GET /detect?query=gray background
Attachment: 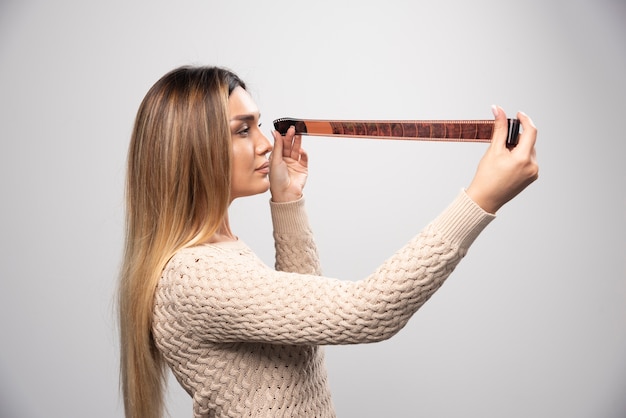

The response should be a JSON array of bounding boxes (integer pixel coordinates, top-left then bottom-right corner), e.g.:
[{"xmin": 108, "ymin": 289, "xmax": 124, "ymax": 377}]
[{"xmin": 1, "ymin": 0, "xmax": 625, "ymax": 417}]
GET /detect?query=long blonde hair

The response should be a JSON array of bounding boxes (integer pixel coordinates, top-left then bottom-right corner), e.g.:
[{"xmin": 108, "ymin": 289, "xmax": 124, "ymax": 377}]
[{"xmin": 118, "ymin": 66, "xmax": 245, "ymax": 418}]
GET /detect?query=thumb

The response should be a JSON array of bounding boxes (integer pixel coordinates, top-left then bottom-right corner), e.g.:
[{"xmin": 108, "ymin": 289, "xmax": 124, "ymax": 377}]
[{"xmin": 490, "ymin": 105, "xmax": 508, "ymax": 150}]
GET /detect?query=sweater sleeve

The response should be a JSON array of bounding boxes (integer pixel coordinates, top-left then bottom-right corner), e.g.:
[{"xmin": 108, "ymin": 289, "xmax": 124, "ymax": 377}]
[
  {"xmin": 156, "ymin": 190, "xmax": 494, "ymax": 346},
  {"xmin": 270, "ymin": 197, "xmax": 322, "ymax": 275}
]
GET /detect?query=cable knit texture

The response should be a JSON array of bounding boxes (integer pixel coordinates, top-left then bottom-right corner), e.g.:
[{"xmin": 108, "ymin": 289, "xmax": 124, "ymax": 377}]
[{"xmin": 153, "ymin": 191, "xmax": 494, "ymax": 417}]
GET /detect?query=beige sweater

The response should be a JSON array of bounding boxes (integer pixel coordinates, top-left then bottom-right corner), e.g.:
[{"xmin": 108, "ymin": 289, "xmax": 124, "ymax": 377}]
[{"xmin": 153, "ymin": 191, "xmax": 494, "ymax": 417}]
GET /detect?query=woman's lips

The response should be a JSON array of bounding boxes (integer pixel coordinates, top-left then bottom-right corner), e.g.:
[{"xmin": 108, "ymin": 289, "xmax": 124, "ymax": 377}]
[{"xmin": 256, "ymin": 162, "xmax": 270, "ymax": 174}]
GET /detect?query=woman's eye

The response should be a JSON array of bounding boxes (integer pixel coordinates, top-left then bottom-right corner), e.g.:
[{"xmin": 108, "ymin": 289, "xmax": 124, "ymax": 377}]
[
  {"xmin": 234, "ymin": 121, "xmax": 260, "ymax": 137},
  {"xmin": 236, "ymin": 126, "xmax": 250, "ymax": 136}
]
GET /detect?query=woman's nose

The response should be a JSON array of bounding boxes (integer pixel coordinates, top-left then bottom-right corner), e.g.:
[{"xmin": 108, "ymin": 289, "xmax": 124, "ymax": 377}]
[{"xmin": 256, "ymin": 132, "xmax": 273, "ymax": 155}]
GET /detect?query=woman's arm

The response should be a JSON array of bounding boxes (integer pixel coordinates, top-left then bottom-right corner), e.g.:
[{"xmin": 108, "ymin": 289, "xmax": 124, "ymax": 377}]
[
  {"xmin": 157, "ymin": 190, "xmax": 492, "ymax": 346},
  {"xmin": 157, "ymin": 106, "xmax": 538, "ymax": 346},
  {"xmin": 271, "ymin": 197, "xmax": 322, "ymax": 275},
  {"xmin": 268, "ymin": 126, "xmax": 322, "ymax": 274}
]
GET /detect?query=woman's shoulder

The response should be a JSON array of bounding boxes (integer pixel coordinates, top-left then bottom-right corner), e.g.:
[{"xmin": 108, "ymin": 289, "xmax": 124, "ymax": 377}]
[
  {"xmin": 168, "ymin": 240, "xmax": 248, "ymax": 263},
  {"xmin": 164, "ymin": 239, "xmax": 264, "ymax": 273},
  {"xmin": 158, "ymin": 239, "xmax": 268, "ymax": 293}
]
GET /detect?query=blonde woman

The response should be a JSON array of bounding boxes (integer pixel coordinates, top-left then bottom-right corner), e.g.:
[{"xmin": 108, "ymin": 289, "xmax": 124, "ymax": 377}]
[{"xmin": 118, "ymin": 65, "xmax": 538, "ymax": 418}]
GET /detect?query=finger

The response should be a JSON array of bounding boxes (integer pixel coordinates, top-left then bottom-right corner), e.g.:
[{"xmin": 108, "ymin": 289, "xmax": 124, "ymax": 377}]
[
  {"xmin": 514, "ymin": 111, "xmax": 538, "ymax": 155},
  {"xmin": 283, "ymin": 126, "xmax": 296, "ymax": 158},
  {"xmin": 299, "ymin": 148, "xmax": 309, "ymax": 168},
  {"xmin": 490, "ymin": 105, "xmax": 509, "ymax": 150},
  {"xmin": 290, "ymin": 134, "xmax": 302, "ymax": 160},
  {"xmin": 270, "ymin": 129, "xmax": 284, "ymax": 164}
]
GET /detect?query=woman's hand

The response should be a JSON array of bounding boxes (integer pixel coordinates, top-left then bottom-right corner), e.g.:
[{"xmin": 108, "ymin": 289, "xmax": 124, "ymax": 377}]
[
  {"xmin": 269, "ymin": 126, "xmax": 309, "ymax": 202},
  {"xmin": 466, "ymin": 106, "xmax": 539, "ymax": 214}
]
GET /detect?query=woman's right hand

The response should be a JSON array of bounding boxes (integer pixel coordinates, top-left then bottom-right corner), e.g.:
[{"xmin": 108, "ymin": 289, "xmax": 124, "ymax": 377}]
[
  {"xmin": 465, "ymin": 106, "xmax": 539, "ymax": 214},
  {"xmin": 269, "ymin": 126, "xmax": 309, "ymax": 203}
]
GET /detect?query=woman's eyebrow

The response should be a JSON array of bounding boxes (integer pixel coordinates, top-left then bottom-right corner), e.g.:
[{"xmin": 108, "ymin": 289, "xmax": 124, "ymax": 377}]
[{"xmin": 230, "ymin": 113, "xmax": 260, "ymax": 122}]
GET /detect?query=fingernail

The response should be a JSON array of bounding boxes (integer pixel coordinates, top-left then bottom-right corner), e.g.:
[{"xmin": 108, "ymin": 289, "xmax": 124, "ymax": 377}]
[{"xmin": 491, "ymin": 105, "xmax": 499, "ymax": 117}]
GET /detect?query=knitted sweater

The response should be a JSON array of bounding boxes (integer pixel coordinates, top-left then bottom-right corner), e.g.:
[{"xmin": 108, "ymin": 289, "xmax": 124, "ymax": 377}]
[{"xmin": 152, "ymin": 191, "xmax": 494, "ymax": 417}]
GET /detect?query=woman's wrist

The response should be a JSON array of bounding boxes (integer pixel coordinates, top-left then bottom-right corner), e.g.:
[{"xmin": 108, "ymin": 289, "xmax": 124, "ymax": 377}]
[
  {"xmin": 270, "ymin": 192, "xmax": 303, "ymax": 203},
  {"xmin": 270, "ymin": 196, "xmax": 309, "ymax": 234},
  {"xmin": 465, "ymin": 185, "xmax": 500, "ymax": 215}
]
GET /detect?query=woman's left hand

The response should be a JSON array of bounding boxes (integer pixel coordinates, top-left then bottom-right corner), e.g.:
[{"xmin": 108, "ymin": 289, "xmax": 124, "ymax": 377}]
[{"xmin": 269, "ymin": 126, "xmax": 309, "ymax": 202}]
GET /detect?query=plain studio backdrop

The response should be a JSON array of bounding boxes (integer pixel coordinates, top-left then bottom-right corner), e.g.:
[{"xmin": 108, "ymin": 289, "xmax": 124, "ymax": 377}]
[{"xmin": 1, "ymin": 1, "xmax": 624, "ymax": 417}]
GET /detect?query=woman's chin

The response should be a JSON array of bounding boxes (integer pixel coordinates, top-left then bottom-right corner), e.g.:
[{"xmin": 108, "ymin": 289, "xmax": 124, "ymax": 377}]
[{"xmin": 231, "ymin": 184, "xmax": 270, "ymax": 201}]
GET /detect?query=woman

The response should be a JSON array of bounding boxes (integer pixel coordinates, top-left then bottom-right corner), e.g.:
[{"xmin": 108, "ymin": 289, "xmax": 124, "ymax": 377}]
[{"xmin": 118, "ymin": 65, "xmax": 538, "ymax": 418}]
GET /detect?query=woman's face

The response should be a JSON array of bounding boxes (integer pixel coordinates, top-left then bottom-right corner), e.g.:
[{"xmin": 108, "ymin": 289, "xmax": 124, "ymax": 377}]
[{"xmin": 228, "ymin": 86, "xmax": 273, "ymax": 200}]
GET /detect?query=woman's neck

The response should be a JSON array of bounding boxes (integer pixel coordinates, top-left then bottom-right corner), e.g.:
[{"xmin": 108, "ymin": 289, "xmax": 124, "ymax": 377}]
[{"xmin": 206, "ymin": 214, "xmax": 237, "ymax": 243}]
